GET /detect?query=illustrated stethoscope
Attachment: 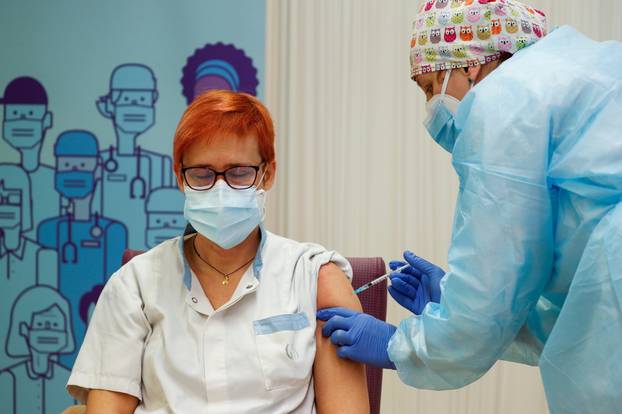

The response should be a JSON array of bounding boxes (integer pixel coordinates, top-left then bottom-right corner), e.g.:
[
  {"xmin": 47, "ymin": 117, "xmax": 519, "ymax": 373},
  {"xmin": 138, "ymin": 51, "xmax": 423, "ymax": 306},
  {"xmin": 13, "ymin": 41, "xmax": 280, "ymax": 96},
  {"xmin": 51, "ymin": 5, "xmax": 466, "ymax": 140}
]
[
  {"xmin": 61, "ymin": 211, "xmax": 103, "ymax": 264},
  {"xmin": 102, "ymin": 145, "xmax": 147, "ymax": 199}
]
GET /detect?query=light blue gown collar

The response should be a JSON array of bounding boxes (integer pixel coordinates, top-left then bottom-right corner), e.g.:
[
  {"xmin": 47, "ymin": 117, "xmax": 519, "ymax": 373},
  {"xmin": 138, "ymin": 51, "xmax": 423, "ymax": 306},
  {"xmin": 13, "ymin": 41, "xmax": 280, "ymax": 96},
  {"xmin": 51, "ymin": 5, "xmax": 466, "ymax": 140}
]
[{"xmin": 178, "ymin": 224, "xmax": 267, "ymax": 290}]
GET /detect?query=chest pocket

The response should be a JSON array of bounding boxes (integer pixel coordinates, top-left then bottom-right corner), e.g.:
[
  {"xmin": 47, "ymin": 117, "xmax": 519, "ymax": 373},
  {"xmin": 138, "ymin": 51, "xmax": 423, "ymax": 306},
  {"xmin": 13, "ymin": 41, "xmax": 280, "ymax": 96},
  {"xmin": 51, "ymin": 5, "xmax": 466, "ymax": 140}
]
[{"xmin": 253, "ymin": 312, "xmax": 314, "ymax": 390}]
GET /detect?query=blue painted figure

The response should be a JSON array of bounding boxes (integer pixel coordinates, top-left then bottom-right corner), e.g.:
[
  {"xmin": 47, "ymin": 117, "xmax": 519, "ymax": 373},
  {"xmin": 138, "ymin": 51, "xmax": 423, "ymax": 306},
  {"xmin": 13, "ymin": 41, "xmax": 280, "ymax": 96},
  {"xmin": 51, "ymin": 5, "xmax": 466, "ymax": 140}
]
[
  {"xmin": 0, "ymin": 285, "xmax": 75, "ymax": 414},
  {"xmin": 37, "ymin": 130, "xmax": 127, "ymax": 366},
  {"xmin": 0, "ymin": 165, "xmax": 57, "ymax": 369},
  {"xmin": 145, "ymin": 187, "xmax": 185, "ymax": 248},
  {"xmin": 95, "ymin": 64, "xmax": 173, "ymax": 249},
  {"xmin": 0, "ymin": 77, "xmax": 60, "ymax": 239}
]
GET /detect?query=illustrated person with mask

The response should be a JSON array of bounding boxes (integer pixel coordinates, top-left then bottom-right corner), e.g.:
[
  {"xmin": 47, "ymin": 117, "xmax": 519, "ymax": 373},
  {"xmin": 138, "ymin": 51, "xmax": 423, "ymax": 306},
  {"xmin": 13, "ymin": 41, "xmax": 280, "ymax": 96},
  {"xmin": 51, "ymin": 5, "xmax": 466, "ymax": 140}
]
[
  {"xmin": 319, "ymin": 1, "xmax": 622, "ymax": 412},
  {"xmin": 0, "ymin": 77, "xmax": 60, "ymax": 239},
  {"xmin": 67, "ymin": 91, "xmax": 370, "ymax": 413},
  {"xmin": 0, "ymin": 285, "xmax": 76, "ymax": 414},
  {"xmin": 37, "ymin": 130, "xmax": 127, "ymax": 367},
  {"xmin": 0, "ymin": 164, "xmax": 57, "ymax": 369},
  {"xmin": 144, "ymin": 187, "xmax": 185, "ymax": 248},
  {"xmin": 95, "ymin": 63, "xmax": 173, "ymax": 249}
]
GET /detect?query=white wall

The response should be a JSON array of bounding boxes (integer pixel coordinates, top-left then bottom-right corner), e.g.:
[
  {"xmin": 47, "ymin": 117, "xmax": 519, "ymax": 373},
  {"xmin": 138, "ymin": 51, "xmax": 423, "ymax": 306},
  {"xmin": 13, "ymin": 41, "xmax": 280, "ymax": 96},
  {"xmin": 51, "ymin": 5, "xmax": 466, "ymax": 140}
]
[{"xmin": 263, "ymin": 1, "xmax": 622, "ymax": 413}]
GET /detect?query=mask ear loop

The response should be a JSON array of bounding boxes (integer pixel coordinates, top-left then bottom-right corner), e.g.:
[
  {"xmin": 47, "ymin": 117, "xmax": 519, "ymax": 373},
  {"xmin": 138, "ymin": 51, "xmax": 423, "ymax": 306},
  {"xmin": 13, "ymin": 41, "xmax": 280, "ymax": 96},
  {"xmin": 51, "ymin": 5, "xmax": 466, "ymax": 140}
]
[
  {"xmin": 254, "ymin": 163, "xmax": 267, "ymax": 191},
  {"xmin": 468, "ymin": 68, "xmax": 475, "ymax": 90},
  {"xmin": 441, "ymin": 69, "xmax": 452, "ymax": 97}
]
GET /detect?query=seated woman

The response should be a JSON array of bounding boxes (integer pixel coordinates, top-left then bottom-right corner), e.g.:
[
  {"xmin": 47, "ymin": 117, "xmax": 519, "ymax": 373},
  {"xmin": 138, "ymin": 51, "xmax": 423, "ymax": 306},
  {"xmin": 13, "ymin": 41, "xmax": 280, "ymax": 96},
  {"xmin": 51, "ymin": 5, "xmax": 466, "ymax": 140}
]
[{"xmin": 66, "ymin": 90, "xmax": 369, "ymax": 413}]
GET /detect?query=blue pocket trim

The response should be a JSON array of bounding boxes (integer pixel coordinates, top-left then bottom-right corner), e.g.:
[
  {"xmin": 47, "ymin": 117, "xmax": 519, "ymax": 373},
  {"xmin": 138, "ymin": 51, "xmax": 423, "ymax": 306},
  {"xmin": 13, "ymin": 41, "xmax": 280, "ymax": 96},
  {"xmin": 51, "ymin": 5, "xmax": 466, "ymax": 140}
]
[{"xmin": 253, "ymin": 312, "xmax": 310, "ymax": 335}]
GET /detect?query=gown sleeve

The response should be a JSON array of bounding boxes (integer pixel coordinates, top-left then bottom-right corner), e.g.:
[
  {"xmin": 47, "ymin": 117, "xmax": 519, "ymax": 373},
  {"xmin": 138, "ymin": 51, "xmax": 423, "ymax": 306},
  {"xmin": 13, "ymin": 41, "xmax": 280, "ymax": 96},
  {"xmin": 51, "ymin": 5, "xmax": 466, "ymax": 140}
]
[{"xmin": 388, "ymin": 74, "xmax": 556, "ymax": 389}]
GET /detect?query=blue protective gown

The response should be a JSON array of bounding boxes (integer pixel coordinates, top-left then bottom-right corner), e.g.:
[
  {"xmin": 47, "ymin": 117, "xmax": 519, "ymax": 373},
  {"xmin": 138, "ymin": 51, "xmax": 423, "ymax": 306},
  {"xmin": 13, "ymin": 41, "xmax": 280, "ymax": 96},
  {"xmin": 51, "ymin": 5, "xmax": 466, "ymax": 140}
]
[{"xmin": 388, "ymin": 26, "xmax": 622, "ymax": 414}]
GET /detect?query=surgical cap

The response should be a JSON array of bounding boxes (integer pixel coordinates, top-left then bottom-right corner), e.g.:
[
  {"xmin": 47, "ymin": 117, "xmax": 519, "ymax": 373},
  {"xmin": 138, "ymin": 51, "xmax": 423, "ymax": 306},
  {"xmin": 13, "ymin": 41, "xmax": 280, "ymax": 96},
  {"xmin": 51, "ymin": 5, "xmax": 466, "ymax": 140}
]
[
  {"xmin": 410, "ymin": 0, "xmax": 547, "ymax": 78},
  {"xmin": 54, "ymin": 130, "xmax": 99, "ymax": 157},
  {"xmin": 110, "ymin": 64, "xmax": 157, "ymax": 91},
  {"xmin": 0, "ymin": 77, "xmax": 48, "ymax": 105}
]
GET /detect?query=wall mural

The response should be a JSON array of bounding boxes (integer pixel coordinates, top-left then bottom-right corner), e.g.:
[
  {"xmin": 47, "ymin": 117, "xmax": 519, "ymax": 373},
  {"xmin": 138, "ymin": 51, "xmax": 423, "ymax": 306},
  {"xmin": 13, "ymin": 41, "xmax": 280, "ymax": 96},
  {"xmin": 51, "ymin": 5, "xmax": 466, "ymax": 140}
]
[{"xmin": 0, "ymin": 1, "xmax": 265, "ymax": 412}]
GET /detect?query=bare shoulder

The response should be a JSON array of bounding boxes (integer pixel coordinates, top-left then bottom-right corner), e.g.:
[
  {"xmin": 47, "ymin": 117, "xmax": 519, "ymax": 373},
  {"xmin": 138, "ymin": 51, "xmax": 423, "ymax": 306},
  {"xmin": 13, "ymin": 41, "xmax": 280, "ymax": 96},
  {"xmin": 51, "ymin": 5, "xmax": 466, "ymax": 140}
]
[
  {"xmin": 314, "ymin": 263, "xmax": 369, "ymax": 413},
  {"xmin": 317, "ymin": 262, "xmax": 362, "ymax": 312}
]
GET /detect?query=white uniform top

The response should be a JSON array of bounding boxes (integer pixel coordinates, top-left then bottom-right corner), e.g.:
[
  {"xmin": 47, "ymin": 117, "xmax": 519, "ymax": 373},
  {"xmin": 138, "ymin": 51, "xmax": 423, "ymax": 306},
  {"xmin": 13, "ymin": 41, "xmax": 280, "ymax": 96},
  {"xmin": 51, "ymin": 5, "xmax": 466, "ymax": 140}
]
[{"xmin": 67, "ymin": 227, "xmax": 352, "ymax": 413}]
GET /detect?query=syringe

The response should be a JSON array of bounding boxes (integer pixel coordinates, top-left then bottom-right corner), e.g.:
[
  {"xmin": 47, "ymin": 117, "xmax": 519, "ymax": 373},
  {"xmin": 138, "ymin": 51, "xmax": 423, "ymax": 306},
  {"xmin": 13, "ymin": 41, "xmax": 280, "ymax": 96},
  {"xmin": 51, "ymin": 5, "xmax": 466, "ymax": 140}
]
[{"xmin": 354, "ymin": 264, "xmax": 408, "ymax": 295}]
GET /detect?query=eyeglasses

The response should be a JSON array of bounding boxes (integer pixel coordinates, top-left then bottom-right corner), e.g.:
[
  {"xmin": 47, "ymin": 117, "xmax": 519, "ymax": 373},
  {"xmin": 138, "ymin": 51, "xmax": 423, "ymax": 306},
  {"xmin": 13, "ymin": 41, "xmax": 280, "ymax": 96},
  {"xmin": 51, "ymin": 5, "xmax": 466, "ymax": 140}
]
[{"xmin": 182, "ymin": 164, "xmax": 264, "ymax": 191}]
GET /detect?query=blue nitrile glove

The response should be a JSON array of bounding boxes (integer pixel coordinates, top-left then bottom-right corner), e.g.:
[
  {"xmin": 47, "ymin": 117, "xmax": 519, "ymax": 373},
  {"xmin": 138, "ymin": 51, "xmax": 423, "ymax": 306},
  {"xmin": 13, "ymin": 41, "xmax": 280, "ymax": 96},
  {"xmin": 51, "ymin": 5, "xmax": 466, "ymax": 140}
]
[
  {"xmin": 388, "ymin": 251, "xmax": 445, "ymax": 315},
  {"xmin": 317, "ymin": 307, "xmax": 397, "ymax": 369}
]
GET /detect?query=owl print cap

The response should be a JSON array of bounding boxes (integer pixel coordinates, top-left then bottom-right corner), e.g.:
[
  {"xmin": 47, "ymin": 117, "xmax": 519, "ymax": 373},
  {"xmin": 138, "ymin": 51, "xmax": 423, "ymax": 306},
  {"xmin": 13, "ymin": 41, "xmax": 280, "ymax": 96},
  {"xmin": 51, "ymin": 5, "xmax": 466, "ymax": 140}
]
[{"xmin": 410, "ymin": 0, "xmax": 547, "ymax": 78}]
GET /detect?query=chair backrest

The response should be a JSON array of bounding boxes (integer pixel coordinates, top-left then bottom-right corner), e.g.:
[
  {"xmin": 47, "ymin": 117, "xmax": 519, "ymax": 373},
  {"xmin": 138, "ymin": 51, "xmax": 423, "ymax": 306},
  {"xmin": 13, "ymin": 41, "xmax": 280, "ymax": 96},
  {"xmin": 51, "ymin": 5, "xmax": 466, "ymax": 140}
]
[
  {"xmin": 121, "ymin": 250, "xmax": 387, "ymax": 414},
  {"xmin": 122, "ymin": 249, "xmax": 144, "ymax": 265},
  {"xmin": 348, "ymin": 257, "xmax": 387, "ymax": 414}
]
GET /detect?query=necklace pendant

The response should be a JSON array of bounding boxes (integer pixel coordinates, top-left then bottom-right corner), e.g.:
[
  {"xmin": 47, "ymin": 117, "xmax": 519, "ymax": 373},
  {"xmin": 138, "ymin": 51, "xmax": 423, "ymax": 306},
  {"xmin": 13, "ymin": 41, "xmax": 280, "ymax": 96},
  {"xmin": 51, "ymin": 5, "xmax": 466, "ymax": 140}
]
[{"xmin": 222, "ymin": 275, "xmax": 230, "ymax": 285}]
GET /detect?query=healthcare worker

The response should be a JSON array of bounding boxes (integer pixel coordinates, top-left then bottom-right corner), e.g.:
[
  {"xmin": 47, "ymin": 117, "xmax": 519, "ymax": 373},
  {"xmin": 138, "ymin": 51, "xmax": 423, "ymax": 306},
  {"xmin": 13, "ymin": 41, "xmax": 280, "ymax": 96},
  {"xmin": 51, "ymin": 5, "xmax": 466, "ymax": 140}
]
[
  {"xmin": 37, "ymin": 130, "xmax": 127, "ymax": 367},
  {"xmin": 0, "ymin": 77, "xmax": 60, "ymax": 239},
  {"xmin": 95, "ymin": 63, "xmax": 173, "ymax": 249},
  {"xmin": 0, "ymin": 285, "xmax": 76, "ymax": 414},
  {"xmin": 318, "ymin": 1, "xmax": 622, "ymax": 413}
]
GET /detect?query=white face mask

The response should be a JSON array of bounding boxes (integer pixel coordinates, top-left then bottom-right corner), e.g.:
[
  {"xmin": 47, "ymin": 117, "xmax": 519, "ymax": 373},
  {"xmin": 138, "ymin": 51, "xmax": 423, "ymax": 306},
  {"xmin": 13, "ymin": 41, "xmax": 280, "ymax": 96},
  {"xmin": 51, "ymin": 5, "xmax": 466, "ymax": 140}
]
[
  {"xmin": 423, "ymin": 70, "xmax": 461, "ymax": 153},
  {"xmin": 183, "ymin": 179, "xmax": 266, "ymax": 249},
  {"xmin": 424, "ymin": 69, "xmax": 461, "ymax": 118}
]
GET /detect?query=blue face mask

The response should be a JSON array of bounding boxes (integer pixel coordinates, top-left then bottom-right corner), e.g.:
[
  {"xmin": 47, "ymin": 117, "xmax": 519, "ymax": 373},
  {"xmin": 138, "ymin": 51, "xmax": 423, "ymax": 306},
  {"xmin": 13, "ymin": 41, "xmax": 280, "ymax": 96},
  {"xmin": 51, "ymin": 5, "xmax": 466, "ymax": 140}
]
[
  {"xmin": 424, "ymin": 69, "xmax": 461, "ymax": 153},
  {"xmin": 183, "ymin": 180, "xmax": 266, "ymax": 250},
  {"xmin": 55, "ymin": 171, "xmax": 95, "ymax": 199}
]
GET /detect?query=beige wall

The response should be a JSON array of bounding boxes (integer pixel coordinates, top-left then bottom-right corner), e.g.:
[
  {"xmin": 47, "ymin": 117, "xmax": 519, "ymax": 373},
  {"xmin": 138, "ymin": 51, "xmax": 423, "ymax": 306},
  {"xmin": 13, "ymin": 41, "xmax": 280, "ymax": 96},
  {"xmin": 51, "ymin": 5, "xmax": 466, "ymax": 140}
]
[{"xmin": 264, "ymin": 1, "xmax": 622, "ymax": 413}]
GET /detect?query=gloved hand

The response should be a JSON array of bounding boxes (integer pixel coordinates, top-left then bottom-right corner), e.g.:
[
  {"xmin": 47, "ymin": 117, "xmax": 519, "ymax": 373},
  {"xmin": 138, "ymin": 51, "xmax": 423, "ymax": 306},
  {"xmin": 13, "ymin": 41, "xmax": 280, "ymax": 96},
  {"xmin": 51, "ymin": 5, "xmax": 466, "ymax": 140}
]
[
  {"xmin": 388, "ymin": 251, "xmax": 445, "ymax": 315},
  {"xmin": 316, "ymin": 307, "xmax": 397, "ymax": 369}
]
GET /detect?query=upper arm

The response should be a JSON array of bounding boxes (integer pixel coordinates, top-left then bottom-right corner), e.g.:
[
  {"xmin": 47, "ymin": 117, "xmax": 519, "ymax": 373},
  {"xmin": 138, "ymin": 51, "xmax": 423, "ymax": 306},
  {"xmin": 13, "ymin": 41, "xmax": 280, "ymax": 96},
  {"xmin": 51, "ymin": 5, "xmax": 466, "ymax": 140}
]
[
  {"xmin": 313, "ymin": 262, "xmax": 369, "ymax": 414},
  {"xmin": 86, "ymin": 389, "xmax": 138, "ymax": 414},
  {"xmin": 447, "ymin": 84, "xmax": 555, "ymax": 340},
  {"xmin": 388, "ymin": 85, "xmax": 556, "ymax": 389},
  {"xmin": 316, "ymin": 262, "xmax": 361, "ymax": 312}
]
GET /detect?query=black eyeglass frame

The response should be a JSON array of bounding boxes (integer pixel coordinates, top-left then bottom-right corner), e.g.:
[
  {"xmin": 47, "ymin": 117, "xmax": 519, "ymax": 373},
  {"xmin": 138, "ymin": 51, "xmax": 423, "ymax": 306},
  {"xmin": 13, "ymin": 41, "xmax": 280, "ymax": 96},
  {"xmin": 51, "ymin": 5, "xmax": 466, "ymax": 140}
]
[{"xmin": 181, "ymin": 163, "xmax": 265, "ymax": 191}]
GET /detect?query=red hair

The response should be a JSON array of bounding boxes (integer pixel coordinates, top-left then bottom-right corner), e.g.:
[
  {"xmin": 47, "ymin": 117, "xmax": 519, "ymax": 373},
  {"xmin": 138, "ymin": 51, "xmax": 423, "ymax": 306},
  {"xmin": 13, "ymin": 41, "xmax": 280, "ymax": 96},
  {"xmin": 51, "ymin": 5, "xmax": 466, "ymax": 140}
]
[{"xmin": 172, "ymin": 90, "xmax": 275, "ymax": 185}]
